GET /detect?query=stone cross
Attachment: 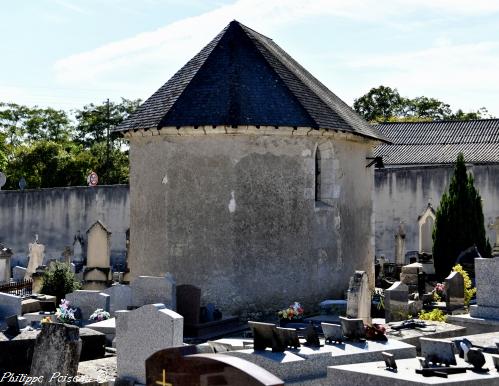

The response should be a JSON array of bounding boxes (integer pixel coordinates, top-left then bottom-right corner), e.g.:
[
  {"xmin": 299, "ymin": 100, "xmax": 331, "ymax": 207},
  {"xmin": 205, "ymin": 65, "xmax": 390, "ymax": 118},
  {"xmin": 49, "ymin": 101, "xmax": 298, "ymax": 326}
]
[{"xmin": 29, "ymin": 323, "xmax": 81, "ymax": 385}]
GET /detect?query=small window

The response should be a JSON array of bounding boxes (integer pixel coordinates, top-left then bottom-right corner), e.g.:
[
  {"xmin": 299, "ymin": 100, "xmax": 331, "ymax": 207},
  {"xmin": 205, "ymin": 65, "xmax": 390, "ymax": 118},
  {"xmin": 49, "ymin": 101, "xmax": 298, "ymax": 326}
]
[{"xmin": 315, "ymin": 147, "xmax": 321, "ymax": 201}]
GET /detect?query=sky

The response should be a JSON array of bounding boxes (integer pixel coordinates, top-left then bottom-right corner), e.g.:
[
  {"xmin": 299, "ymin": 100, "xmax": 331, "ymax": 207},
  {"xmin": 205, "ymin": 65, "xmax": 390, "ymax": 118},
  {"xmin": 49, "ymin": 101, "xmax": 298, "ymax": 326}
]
[{"xmin": 2, "ymin": 0, "xmax": 499, "ymax": 116}]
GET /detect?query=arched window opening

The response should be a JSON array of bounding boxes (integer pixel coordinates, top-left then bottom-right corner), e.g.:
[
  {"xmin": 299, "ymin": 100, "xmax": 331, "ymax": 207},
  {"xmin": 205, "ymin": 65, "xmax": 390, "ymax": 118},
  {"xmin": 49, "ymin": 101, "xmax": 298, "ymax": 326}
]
[{"xmin": 315, "ymin": 147, "xmax": 321, "ymax": 201}]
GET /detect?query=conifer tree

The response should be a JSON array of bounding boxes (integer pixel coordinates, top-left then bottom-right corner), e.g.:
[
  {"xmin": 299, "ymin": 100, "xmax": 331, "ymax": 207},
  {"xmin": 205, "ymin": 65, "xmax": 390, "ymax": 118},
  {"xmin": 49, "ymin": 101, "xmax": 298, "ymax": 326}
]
[{"xmin": 432, "ymin": 153, "xmax": 491, "ymax": 279}]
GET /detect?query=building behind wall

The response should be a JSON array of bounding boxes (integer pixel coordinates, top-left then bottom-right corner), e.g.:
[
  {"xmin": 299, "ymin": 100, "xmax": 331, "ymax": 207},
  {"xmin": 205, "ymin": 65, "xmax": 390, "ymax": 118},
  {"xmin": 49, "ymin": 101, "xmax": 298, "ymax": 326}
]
[
  {"xmin": 374, "ymin": 119, "xmax": 499, "ymax": 262},
  {"xmin": 114, "ymin": 21, "xmax": 387, "ymax": 315}
]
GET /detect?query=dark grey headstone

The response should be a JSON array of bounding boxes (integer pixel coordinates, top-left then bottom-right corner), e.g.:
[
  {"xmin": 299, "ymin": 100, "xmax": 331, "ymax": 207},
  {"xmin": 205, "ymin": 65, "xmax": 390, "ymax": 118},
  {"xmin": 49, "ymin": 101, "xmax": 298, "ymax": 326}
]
[
  {"xmin": 466, "ymin": 348, "xmax": 486, "ymax": 369},
  {"xmin": 304, "ymin": 324, "xmax": 320, "ymax": 347},
  {"xmin": 248, "ymin": 321, "xmax": 282, "ymax": 352},
  {"xmin": 176, "ymin": 284, "xmax": 201, "ymax": 325},
  {"xmin": 321, "ymin": 322, "xmax": 343, "ymax": 344},
  {"xmin": 445, "ymin": 271, "xmax": 464, "ymax": 310},
  {"xmin": 29, "ymin": 323, "xmax": 81, "ymax": 385},
  {"xmin": 340, "ymin": 316, "xmax": 365, "ymax": 341},
  {"xmin": 382, "ymin": 351, "xmax": 397, "ymax": 370},
  {"xmin": 5, "ymin": 314, "xmax": 20, "ymax": 336},
  {"xmin": 275, "ymin": 327, "xmax": 300, "ymax": 349}
]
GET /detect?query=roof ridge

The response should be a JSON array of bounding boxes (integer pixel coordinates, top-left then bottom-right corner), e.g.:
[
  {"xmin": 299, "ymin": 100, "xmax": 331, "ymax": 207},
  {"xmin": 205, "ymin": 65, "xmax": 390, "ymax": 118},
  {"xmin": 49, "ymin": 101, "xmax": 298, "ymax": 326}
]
[{"xmin": 375, "ymin": 117, "xmax": 499, "ymax": 125}]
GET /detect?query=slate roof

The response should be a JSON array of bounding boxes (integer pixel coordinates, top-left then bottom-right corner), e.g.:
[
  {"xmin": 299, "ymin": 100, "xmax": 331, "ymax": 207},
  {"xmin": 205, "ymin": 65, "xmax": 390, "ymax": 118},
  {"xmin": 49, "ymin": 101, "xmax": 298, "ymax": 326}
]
[
  {"xmin": 374, "ymin": 119, "xmax": 499, "ymax": 165},
  {"xmin": 114, "ymin": 21, "xmax": 386, "ymax": 142}
]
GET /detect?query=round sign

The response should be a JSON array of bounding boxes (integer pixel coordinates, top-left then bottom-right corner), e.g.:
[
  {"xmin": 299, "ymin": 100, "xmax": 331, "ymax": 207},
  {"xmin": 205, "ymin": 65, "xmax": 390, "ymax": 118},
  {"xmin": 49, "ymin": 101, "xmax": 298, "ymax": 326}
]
[
  {"xmin": 0, "ymin": 172, "xmax": 6, "ymax": 189},
  {"xmin": 87, "ymin": 171, "xmax": 99, "ymax": 186}
]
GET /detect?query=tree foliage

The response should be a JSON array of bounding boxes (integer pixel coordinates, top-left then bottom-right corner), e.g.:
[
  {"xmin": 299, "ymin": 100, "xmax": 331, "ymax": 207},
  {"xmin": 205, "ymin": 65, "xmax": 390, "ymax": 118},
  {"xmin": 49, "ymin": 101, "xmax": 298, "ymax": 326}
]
[
  {"xmin": 41, "ymin": 261, "xmax": 81, "ymax": 303},
  {"xmin": 353, "ymin": 86, "xmax": 492, "ymax": 122},
  {"xmin": 0, "ymin": 98, "xmax": 140, "ymax": 189},
  {"xmin": 432, "ymin": 153, "xmax": 492, "ymax": 280}
]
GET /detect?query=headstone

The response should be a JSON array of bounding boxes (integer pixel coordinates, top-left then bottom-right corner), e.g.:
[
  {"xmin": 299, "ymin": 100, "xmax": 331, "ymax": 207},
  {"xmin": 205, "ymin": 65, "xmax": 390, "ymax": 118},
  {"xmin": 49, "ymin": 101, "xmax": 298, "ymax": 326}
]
[
  {"xmin": 340, "ymin": 316, "xmax": 365, "ymax": 341},
  {"xmin": 86, "ymin": 221, "xmax": 111, "ymax": 268},
  {"xmin": 116, "ymin": 303, "xmax": 183, "ymax": 384},
  {"xmin": 65, "ymin": 290, "xmax": 110, "ymax": 320},
  {"xmin": 131, "ymin": 274, "xmax": 176, "ymax": 310},
  {"xmin": 61, "ymin": 246, "xmax": 73, "ymax": 265},
  {"xmin": 346, "ymin": 271, "xmax": 371, "ymax": 324},
  {"xmin": 470, "ymin": 257, "xmax": 499, "ymax": 319},
  {"xmin": 0, "ymin": 292, "xmax": 22, "ymax": 320},
  {"xmin": 400, "ymin": 262, "xmax": 422, "ymax": 293},
  {"xmin": 102, "ymin": 284, "xmax": 132, "ymax": 314},
  {"xmin": 0, "ymin": 243, "xmax": 13, "ymax": 283},
  {"xmin": 24, "ymin": 237, "xmax": 45, "ymax": 279},
  {"xmin": 12, "ymin": 266, "xmax": 27, "ymax": 281},
  {"xmin": 382, "ymin": 351, "xmax": 397, "ymax": 370},
  {"xmin": 466, "ymin": 348, "xmax": 486, "ymax": 369},
  {"xmin": 146, "ymin": 346, "xmax": 284, "ymax": 386},
  {"xmin": 304, "ymin": 324, "xmax": 320, "ymax": 347},
  {"xmin": 29, "ymin": 323, "xmax": 81, "ymax": 385},
  {"xmin": 489, "ymin": 217, "xmax": 499, "ymax": 256},
  {"xmin": 5, "ymin": 314, "xmax": 20, "ymax": 336},
  {"xmin": 176, "ymin": 284, "xmax": 201, "ymax": 325},
  {"xmin": 321, "ymin": 322, "xmax": 343, "ymax": 344},
  {"xmin": 384, "ymin": 281, "xmax": 409, "ymax": 323},
  {"xmin": 394, "ymin": 222, "xmax": 406, "ymax": 265},
  {"xmin": 275, "ymin": 327, "xmax": 300, "ymax": 349},
  {"xmin": 319, "ymin": 299, "xmax": 347, "ymax": 317},
  {"xmin": 445, "ymin": 271, "xmax": 464, "ymax": 311},
  {"xmin": 420, "ymin": 338, "xmax": 457, "ymax": 366},
  {"xmin": 248, "ymin": 321, "xmax": 281, "ymax": 352}
]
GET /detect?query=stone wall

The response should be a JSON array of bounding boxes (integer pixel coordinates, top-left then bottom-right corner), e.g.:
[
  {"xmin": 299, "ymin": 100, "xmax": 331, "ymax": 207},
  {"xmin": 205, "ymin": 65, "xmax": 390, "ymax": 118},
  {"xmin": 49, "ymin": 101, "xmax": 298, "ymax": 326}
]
[
  {"xmin": 0, "ymin": 185, "xmax": 129, "ymax": 268},
  {"xmin": 374, "ymin": 164, "xmax": 499, "ymax": 261},
  {"xmin": 127, "ymin": 127, "xmax": 378, "ymax": 316}
]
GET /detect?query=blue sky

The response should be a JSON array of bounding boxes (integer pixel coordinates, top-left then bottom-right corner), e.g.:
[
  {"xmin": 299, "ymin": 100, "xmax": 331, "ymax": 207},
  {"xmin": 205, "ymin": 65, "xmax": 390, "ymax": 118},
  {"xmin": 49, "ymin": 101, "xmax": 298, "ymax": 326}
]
[{"xmin": 2, "ymin": 0, "xmax": 499, "ymax": 116}]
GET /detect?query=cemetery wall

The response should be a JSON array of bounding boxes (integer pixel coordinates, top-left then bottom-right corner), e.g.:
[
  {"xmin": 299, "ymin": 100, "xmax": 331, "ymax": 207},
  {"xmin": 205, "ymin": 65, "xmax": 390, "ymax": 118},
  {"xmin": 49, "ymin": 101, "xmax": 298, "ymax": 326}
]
[
  {"xmin": 0, "ymin": 185, "xmax": 129, "ymax": 267},
  {"xmin": 127, "ymin": 127, "xmax": 377, "ymax": 315},
  {"xmin": 374, "ymin": 163, "xmax": 499, "ymax": 260}
]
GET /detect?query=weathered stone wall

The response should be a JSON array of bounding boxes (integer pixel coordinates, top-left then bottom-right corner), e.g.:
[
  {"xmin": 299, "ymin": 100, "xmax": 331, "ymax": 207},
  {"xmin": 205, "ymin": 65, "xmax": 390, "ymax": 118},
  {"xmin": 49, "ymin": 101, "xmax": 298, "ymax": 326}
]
[
  {"xmin": 127, "ymin": 127, "xmax": 377, "ymax": 316},
  {"xmin": 0, "ymin": 185, "xmax": 129, "ymax": 268},
  {"xmin": 374, "ymin": 164, "xmax": 499, "ymax": 261}
]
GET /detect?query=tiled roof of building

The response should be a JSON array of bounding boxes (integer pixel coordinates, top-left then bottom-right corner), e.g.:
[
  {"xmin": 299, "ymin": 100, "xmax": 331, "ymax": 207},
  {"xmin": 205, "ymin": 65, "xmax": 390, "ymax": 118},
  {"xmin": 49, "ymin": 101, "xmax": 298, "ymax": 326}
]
[
  {"xmin": 374, "ymin": 119, "xmax": 499, "ymax": 165},
  {"xmin": 114, "ymin": 21, "xmax": 386, "ymax": 142}
]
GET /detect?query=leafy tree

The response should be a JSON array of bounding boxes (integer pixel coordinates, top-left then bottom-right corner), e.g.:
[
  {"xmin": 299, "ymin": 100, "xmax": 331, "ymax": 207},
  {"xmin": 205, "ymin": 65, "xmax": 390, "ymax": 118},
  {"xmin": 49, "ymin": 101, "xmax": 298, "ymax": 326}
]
[
  {"xmin": 41, "ymin": 261, "xmax": 81, "ymax": 303},
  {"xmin": 353, "ymin": 86, "xmax": 404, "ymax": 122},
  {"xmin": 354, "ymin": 86, "xmax": 492, "ymax": 122},
  {"xmin": 432, "ymin": 153, "xmax": 491, "ymax": 280}
]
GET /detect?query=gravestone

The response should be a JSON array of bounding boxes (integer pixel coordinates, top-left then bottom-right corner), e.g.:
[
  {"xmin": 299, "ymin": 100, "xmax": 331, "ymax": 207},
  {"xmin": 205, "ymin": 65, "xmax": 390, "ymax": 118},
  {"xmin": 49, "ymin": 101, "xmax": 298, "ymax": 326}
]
[
  {"xmin": 420, "ymin": 338, "xmax": 457, "ymax": 366},
  {"xmin": 5, "ymin": 314, "xmax": 20, "ymax": 336},
  {"xmin": 30, "ymin": 323, "xmax": 81, "ymax": 385},
  {"xmin": 489, "ymin": 217, "xmax": 499, "ymax": 256},
  {"xmin": 0, "ymin": 292, "xmax": 22, "ymax": 320},
  {"xmin": 83, "ymin": 221, "xmax": 111, "ymax": 289},
  {"xmin": 102, "ymin": 284, "xmax": 132, "ymax": 314},
  {"xmin": 65, "ymin": 290, "xmax": 110, "ymax": 321},
  {"xmin": 346, "ymin": 271, "xmax": 371, "ymax": 324},
  {"xmin": 394, "ymin": 222, "xmax": 406, "ymax": 265},
  {"xmin": 12, "ymin": 266, "xmax": 27, "ymax": 281},
  {"xmin": 24, "ymin": 237, "xmax": 45, "ymax": 280},
  {"xmin": 445, "ymin": 271, "xmax": 465, "ymax": 311},
  {"xmin": 248, "ymin": 321, "xmax": 281, "ymax": 352},
  {"xmin": 177, "ymin": 284, "xmax": 201, "ymax": 325},
  {"xmin": 382, "ymin": 351, "xmax": 397, "ymax": 370},
  {"xmin": 322, "ymin": 322, "xmax": 343, "ymax": 344},
  {"xmin": 340, "ymin": 316, "xmax": 365, "ymax": 341},
  {"xmin": 0, "ymin": 243, "xmax": 13, "ymax": 283},
  {"xmin": 146, "ymin": 346, "xmax": 284, "ymax": 386},
  {"xmin": 399, "ymin": 262, "xmax": 422, "ymax": 293},
  {"xmin": 384, "ymin": 281, "xmax": 409, "ymax": 323},
  {"xmin": 275, "ymin": 327, "xmax": 300, "ymax": 349},
  {"xmin": 116, "ymin": 303, "xmax": 183, "ymax": 384},
  {"xmin": 470, "ymin": 257, "xmax": 499, "ymax": 319},
  {"xmin": 131, "ymin": 274, "xmax": 176, "ymax": 310}
]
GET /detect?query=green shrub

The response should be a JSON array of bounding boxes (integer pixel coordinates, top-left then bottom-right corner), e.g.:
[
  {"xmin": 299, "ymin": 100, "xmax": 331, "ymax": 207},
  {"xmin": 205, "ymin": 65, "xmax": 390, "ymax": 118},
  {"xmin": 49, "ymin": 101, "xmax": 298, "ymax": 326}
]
[
  {"xmin": 40, "ymin": 261, "xmax": 81, "ymax": 303},
  {"xmin": 418, "ymin": 308, "xmax": 447, "ymax": 322},
  {"xmin": 452, "ymin": 264, "xmax": 476, "ymax": 307}
]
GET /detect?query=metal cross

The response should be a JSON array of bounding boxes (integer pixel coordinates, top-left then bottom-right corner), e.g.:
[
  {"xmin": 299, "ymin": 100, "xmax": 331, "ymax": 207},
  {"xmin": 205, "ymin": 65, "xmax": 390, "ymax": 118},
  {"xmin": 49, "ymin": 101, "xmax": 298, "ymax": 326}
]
[{"xmin": 155, "ymin": 369, "xmax": 172, "ymax": 386}]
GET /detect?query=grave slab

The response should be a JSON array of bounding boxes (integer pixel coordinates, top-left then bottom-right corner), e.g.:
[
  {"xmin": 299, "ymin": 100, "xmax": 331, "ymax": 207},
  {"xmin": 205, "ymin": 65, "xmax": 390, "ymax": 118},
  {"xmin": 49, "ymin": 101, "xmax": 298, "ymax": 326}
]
[{"xmin": 327, "ymin": 354, "xmax": 499, "ymax": 385}]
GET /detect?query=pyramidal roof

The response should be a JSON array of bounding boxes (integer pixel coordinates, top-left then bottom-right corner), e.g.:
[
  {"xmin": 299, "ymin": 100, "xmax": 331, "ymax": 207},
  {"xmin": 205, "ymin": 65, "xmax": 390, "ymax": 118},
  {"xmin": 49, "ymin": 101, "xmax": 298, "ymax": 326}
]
[{"xmin": 114, "ymin": 21, "xmax": 386, "ymax": 141}]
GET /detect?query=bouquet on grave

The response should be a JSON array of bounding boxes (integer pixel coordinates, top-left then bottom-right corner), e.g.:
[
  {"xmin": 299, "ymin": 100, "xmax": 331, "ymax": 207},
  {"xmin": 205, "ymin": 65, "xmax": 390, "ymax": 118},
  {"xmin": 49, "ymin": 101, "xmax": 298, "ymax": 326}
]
[
  {"xmin": 89, "ymin": 308, "xmax": 111, "ymax": 322},
  {"xmin": 433, "ymin": 283, "xmax": 445, "ymax": 302},
  {"xmin": 278, "ymin": 302, "xmax": 304, "ymax": 320},
  {"xmin": 56, "ymin": 299, "xmax": 77, "ymax": 324}
]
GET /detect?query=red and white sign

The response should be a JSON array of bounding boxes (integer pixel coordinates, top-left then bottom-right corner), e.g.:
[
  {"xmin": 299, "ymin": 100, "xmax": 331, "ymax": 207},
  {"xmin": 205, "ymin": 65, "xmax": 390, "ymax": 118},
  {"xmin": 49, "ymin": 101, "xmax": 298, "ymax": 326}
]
[{"xmin": 87, "ymin": 171, "xmax": 99, "ymax": 186}]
